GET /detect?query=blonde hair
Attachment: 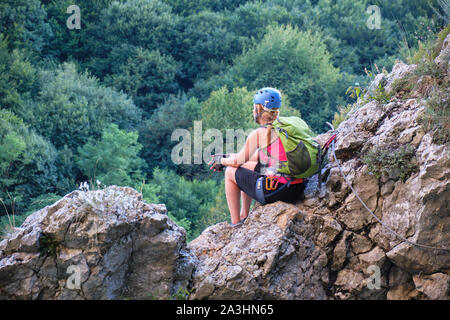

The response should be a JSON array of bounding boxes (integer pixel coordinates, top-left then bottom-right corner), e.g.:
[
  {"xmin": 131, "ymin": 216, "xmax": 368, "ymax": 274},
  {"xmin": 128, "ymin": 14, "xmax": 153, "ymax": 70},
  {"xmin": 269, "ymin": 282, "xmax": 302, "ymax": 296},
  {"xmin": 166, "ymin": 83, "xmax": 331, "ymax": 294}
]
[{"xmin": 255, "ymin": 104, "xmax": 279, "ymax": 146}]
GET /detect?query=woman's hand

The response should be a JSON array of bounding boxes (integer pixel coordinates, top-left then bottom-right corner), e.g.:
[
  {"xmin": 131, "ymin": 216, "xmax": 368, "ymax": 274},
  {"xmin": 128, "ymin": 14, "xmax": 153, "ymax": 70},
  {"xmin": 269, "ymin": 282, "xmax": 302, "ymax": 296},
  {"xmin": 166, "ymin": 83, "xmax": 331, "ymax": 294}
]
[{"xmin": 208, "ymin": 154, "xmax": 228, "ymax": 172}]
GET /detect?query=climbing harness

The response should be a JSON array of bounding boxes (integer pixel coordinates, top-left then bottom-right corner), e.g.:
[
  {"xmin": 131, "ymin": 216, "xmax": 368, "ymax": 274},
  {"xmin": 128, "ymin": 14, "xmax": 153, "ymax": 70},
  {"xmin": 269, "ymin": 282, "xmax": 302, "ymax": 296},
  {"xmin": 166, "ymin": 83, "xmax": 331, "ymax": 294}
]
[
  {"xmin": 266, "ymin": 176, "xmax": 279, "ymax": 191},
  {"xmin": 328, "ymin": 123, "xmax": 450, "ymax": 252},
  {"xmin": 255, "ymin": 176, "xmax": 293, "ymax": 205}
]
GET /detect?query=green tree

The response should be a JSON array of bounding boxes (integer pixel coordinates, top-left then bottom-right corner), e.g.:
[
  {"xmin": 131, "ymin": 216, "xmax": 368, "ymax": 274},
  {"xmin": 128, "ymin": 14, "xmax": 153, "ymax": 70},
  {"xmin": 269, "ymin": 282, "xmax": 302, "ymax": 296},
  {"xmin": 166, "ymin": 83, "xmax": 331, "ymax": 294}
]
[
  {"xmin": 0, "ymin": 0, "xmax": 53, "ymax": 55},
  {"xmin": 200, "ymin": 85, "xmax": 301, "ymax": 131},
  {"xmin": 0, "ymin": 109, "xmax": 59, "ymax": 215},
  {"xmin": 165, "ymin": 0, "xmax": 248, "ymax": 16},
  {"xmin": 138, "ymin": 93, "xmax": 205, "ymax": 177},
  {"xmin": 76, "ymin": 124, "xmax": 147, "ymax": 187},
  {"xmin": 21, "ymin": 63, "xmax": 142, "ymax": 150},
  {"xmin": 104, "ymin": 47, "xmax": 179, "ymax": 114},
  {"xmin": 292, "ymin": 0, "xmax": 440, "ymax": 74},
  {"xmin": 176, "ymin": 10, "xmax": 244, "ymax": 87},
  {"xmin": 42, "ymin": 0, "xmax": 113, "ymax": 62},
  {"xmin": 0, "ymin": 35, "xmax": 38, "ymax": 113},
  {"xmin": 150, "ymin": 167, "xmax": 221, "ymax": 241},
  {"xmin": 219, "ymin": 25, "xmax": 341, "ymax": 132},
  {"xmin": 226, "ymin": 1, "xmax": 304, "ymax": 39},
  {"xmin": 87, "ymin": 0, "xmax": 180, "ymax": 78},
  {"xmin": 201, "ymin": 86, "xmax": 255, "ymax": 133}
]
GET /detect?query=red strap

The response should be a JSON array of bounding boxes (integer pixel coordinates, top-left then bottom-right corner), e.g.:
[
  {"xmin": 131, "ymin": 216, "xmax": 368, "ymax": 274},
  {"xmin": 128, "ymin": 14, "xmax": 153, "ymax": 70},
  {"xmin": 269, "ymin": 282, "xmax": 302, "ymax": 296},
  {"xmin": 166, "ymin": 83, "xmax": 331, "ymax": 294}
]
[{"xmin": 322, "ymin": 133, "xmax": 337, "ymax": 151}]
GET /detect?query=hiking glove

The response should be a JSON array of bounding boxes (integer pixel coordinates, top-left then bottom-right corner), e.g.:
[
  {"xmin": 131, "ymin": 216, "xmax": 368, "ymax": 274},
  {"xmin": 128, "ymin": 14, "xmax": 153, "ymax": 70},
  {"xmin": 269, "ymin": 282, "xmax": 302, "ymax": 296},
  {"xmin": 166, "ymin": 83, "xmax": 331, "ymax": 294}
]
[{"xmin": 209, "ymin": 154, "xmax": 229, "ymax": 172}]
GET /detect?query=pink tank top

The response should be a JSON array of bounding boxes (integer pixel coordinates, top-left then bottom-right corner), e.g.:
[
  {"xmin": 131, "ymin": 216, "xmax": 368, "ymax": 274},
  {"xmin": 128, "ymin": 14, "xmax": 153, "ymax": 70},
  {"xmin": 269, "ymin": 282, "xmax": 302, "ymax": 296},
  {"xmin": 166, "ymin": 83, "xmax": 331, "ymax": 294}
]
[{"xmin": 258, "ymin": 137, "xmax": 303, "ymax": 184}]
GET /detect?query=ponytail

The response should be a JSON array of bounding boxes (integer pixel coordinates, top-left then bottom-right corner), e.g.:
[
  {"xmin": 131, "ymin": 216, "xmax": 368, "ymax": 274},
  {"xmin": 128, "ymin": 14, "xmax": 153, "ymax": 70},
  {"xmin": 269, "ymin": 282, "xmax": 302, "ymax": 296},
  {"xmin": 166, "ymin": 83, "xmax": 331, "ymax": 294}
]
[
  {"xmin": 266, "ymin": 123, "xmax": 273, "ymax": 147},
  {"xmin": 254, "ymin": 104, "xmax": 279, "ymax": 147}
]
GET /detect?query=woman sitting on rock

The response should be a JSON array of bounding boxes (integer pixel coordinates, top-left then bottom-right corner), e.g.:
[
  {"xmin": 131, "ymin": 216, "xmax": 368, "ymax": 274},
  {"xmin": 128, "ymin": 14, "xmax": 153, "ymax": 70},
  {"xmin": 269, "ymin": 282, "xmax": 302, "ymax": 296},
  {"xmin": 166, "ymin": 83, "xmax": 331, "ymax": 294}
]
[{"xmin": 209, "ymin": 88, "xmax": 307, "ymax": 226}]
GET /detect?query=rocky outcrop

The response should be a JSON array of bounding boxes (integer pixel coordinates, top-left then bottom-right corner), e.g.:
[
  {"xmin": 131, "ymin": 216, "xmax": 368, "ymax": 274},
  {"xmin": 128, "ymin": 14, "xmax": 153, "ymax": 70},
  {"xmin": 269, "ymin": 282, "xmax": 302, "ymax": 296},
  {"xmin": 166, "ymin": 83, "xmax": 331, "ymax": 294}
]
[
  {"xmin": 0, "ymin": 186, "xmax": 194, "ymax": 299},
  {"xmin": 187, "ymin": 37, "xmax": 450, "ymax": 300},
  {"xmin": 188, "ymin": 202, "xmax": 328, "ymax": 300}
]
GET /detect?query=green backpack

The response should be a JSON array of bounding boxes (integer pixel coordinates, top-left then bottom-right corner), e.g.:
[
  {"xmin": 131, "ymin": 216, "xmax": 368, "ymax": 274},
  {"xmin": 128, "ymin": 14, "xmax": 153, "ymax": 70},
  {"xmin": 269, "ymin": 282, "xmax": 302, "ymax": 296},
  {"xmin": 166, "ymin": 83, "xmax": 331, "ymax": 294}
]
[{"xmin": 265, "ymin": 116, "xmax": 320, "ymax": 179}]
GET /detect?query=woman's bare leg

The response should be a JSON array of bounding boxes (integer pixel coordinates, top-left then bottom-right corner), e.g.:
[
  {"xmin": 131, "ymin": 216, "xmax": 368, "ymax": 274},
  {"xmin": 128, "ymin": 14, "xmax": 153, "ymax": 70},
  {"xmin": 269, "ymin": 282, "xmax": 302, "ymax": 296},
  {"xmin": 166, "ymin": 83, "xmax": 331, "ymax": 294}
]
[
  {"xmin": 224, "ymin": 166, "xmax": 241, "ymax": 224},
  {"xmin": 240, "ymin": 192, "xmax": 252, "ymax": 220},
  {"xmin": 224, "ymin": 149, "xmax": 259, "ymax": 224},
  {"xmin": 239, "ymin": 160, "xmax": 258, "ymax": 220}
]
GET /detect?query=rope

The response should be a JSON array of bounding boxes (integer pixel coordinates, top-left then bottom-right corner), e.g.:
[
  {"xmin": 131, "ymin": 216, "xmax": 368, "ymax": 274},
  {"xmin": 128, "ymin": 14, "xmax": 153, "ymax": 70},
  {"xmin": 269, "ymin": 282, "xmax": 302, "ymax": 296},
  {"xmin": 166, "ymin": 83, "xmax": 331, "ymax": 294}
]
[{"xmin": 330, "ymin": 137, "xmax": 450, "ymax": 252}]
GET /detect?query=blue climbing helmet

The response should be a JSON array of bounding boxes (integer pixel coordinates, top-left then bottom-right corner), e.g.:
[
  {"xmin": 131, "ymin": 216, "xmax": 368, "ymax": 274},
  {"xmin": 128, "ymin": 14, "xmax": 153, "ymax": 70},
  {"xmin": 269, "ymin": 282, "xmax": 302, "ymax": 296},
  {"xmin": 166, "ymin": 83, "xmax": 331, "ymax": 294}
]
[{"xmin": 253, "ymin": 87, "xmax": 282, "ymax": 109}]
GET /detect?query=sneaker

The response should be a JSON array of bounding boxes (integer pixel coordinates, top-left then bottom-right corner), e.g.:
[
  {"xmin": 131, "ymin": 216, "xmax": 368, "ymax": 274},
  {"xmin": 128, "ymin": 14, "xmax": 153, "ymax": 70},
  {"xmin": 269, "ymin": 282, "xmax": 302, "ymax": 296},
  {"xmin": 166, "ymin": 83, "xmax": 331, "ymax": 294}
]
[
  {"xmin": 229, "ymin": 217, "xmax": 248, "ymax": 227},
  {"xmin": 229, "ymin": 220, "xmax": 244, "ymax": 227}
]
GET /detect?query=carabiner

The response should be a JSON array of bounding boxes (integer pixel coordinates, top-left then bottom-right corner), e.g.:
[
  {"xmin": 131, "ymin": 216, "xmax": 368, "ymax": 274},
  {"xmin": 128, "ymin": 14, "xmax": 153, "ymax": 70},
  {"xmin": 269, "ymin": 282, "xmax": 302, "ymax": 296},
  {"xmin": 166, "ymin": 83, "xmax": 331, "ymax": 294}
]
[{"xmin": 265, "ymin": 176, "xmax": 278, "ymax": 190}]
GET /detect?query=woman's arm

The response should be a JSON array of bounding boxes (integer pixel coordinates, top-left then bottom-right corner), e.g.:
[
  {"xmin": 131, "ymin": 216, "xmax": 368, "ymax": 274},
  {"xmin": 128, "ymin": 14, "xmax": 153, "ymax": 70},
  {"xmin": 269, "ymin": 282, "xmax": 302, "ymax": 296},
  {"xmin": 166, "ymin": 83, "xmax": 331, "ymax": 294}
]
[{"xmin": 221, "ymin": 128, "xmax": 262, "ymax": 168}]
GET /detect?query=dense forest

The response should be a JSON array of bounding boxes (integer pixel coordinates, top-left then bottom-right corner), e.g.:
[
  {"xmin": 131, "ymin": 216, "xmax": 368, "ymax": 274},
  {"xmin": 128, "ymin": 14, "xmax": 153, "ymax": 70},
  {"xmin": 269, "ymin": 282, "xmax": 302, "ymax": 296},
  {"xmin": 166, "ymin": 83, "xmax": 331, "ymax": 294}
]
[{"xmin": 0, "ymin": 0, "xmax": 447, "ymax": 241}]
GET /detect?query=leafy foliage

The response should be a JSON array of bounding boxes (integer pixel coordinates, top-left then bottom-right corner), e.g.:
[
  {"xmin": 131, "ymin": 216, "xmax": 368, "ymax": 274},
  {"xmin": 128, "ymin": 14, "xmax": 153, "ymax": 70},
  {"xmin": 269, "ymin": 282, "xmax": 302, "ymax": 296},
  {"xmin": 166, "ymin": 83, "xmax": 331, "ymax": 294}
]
[
  {"xmin": 76, "ymin": 124, "xmax": 147, "ymax": 187},
  {"xmin": 104, "ymin": 47, "xmax": 179, "ymax": 113},
  {"xmin": 151, "ymin": 167, "xmax": 223, "ymax": 241},
  {"xmin": 201, "ymin": 86, "xmax": 255, "ymax": 133},
  {"xmin": 0, "ymin": 35, "xmax": 38, "ymax": 113},
  {"xmin": 87, "ymin": 0, "xmax": 179, "ymax": 79},
  {"xmin": 363, "ymin": 144, "xmax": 418, "ymax": 181},
  {"xmin": 0, "ymin": 110, "xmax": 59, "ymax": 215},
  {"xmin": 418, "ymin": 87, "xmax": 450, "ymax": 145},
  {"xmin": 21, "ymin": 63, "xmax": 142, "ymax": 150},
  {"xmin": 230, "ymin": 25, "xmax": 342, "ymax": 132},
  {"xmin": 138, "ymin": 93, "xmax": 200, "ymax": 175},
  {"xmin": 0, "ymin": 0, "xmax": 53, "ymax": 55},
  {"xmin": 42, "ymin": 0, "xmax": 113, "ymax": 61},
  {"xmin": 175, "ymin": 10, "xmax": 244, "ymax": 87}
]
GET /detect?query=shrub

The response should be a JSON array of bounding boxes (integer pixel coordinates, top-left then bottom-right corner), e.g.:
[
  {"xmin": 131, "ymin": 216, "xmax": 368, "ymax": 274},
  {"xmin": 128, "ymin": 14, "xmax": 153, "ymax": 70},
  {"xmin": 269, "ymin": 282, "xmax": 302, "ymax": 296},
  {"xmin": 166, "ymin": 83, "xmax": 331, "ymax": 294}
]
[
  {"xmin": 104, "ymin": 47, "xmax": 179, "ymax": 114},
  {"xmin": 197, "ymin": 25, "xmax": 342, "ymax": 133},
  {"xmin": 409, "ymin": 25, "xmax": 450, "ymax": 80},
  {"xmin": 363, "ymin": 144, "xmax": 418, "ymax": 182},
  {"xmin": 332, "ymin": 104, "xmax": 358, "ymax": 129},
  {"xmin": 418, "ymin": 87, "xmax": 450, "ymax": 145},
  {"xmin": 150, "ymin": 167, "xmax": 223, "ymax": 241},
  {"xmin": 23, "ymin": 63, "xmax": 142, "ymax": 150},
  {"xmin": 0, "ymin": 110, "xmax": 59, "ymax": 215},
  {"xmin": 370, "ymin": 84, "xmax": 392, "ymax": 104},
  {"xmin": 76, "ymin": 124, "xmax": 147, "ymax": 187}
]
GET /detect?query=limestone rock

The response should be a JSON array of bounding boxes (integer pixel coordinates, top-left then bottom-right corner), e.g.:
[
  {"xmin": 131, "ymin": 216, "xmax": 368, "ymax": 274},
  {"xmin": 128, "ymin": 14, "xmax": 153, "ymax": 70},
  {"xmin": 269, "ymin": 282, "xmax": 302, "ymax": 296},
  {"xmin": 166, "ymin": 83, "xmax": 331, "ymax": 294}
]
[
  {"xmin": 387, "ymin": 282, "xmax": 421, "ymax": 300},
  {"xmin": 350, "ymin": 233, "xmax": 373, "ymax": 255},
  {"xmin": 412, "ymin": 273, "xmax": 450, "ymax": 300},
  {"xmin": 305, "ymin": 214, "xmax": 342, "ymax": 250},
  {"xmin": 0, "ymin": 186, "xmax": 194, "ymax": 300},
  {"xmin": 331, "ymin": 231, "xmax": 351, "ymax": 271},
  {"xmin": 188, "ymin": 202, "xmax": 328, "ymax": 300},
  {"xmin": 385, "ymin": 62, "xmax": 417, "ymax": 94}
]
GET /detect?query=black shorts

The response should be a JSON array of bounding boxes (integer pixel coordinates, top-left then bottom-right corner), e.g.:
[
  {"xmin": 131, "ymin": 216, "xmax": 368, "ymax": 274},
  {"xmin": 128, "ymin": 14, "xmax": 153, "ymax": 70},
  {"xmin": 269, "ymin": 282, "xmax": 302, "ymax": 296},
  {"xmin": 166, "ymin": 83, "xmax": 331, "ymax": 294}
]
[{"xmin": 235, "ymin": 164, "xmax": 306, "ymax": 204}]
